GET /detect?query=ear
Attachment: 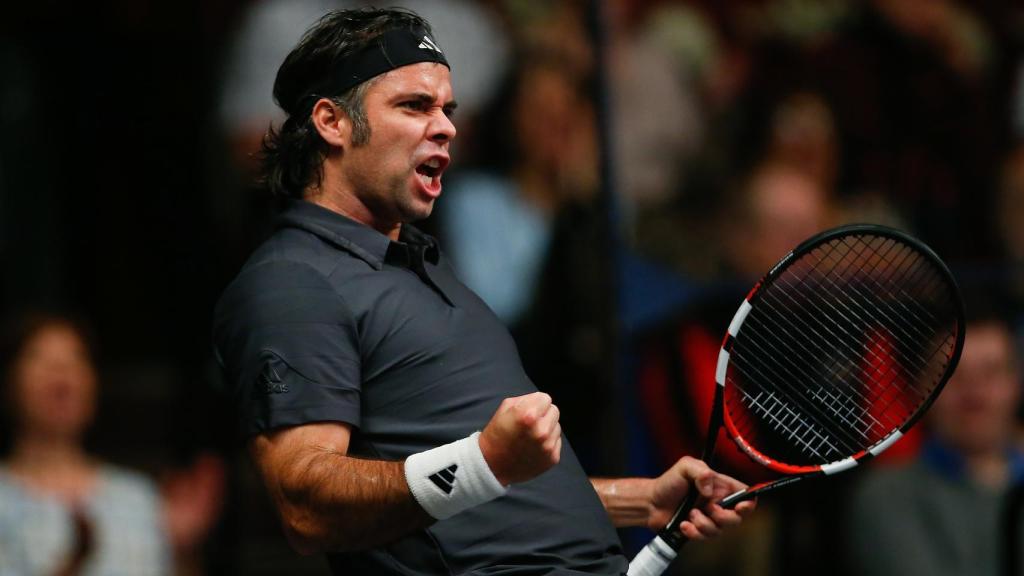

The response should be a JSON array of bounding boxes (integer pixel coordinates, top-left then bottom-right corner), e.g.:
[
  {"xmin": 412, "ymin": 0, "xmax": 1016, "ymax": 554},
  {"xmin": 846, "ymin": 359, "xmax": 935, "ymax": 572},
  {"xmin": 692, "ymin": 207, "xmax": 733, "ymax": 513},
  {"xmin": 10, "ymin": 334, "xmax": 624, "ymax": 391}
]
[{"xmin": 310, "ymin": 98, "xmax": 351, "ymax": 149}]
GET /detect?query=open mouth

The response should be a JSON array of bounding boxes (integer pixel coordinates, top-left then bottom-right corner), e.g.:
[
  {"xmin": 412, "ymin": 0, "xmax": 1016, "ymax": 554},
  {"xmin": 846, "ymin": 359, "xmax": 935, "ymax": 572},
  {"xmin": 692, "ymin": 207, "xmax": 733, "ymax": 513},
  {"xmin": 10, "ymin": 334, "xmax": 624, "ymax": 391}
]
[
  {"xmin": 417, "ymin": 156, "xmax": 442, "ymax": 177},
  {"xmin": 415, "ymin": 157, "xmax": 447, "ymax": 191}
]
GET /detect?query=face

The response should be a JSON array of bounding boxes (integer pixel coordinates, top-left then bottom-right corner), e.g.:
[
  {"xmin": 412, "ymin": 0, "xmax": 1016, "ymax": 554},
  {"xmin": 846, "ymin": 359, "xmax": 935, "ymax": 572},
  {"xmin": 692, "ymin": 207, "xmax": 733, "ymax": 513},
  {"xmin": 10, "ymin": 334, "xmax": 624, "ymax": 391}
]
[
  {"xmin": 516, "ymin": 65, "xmax": 583, "ymax": 171},
  {"xmin": 8, "ymin": 324, "xmax": 97, "ymax": 441},
  {"xmin": 735, "ymin": 167, "xmax": 829, "ymax": 276},
  {"xmin": 930, "ymin": 322, "xmax": 1021, "ymax": 456},
  {"xmin": 339, "ymin": 62, "xmax": 456, "ymax": 232},
  {"xmin": 769, "ymin": 93, "xmax": 837, "ymax": 188}
]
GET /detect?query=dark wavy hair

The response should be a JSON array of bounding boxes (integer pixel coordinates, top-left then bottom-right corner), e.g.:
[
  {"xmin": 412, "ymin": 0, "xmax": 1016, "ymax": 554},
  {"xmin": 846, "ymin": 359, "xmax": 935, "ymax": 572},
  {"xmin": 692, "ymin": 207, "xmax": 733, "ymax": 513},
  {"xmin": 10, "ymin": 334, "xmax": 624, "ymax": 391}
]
[{"xmin": 259, "ymin": 8, "xmax": 435, "ymax": 200}]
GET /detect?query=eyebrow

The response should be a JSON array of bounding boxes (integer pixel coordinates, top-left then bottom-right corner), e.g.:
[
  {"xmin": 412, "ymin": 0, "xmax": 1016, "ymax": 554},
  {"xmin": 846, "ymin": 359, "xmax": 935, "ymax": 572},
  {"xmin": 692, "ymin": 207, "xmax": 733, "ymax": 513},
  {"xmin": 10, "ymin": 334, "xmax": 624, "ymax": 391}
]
[{"xmin": 403, "ymin": 92, "xmax": 458, "ymax": 112}]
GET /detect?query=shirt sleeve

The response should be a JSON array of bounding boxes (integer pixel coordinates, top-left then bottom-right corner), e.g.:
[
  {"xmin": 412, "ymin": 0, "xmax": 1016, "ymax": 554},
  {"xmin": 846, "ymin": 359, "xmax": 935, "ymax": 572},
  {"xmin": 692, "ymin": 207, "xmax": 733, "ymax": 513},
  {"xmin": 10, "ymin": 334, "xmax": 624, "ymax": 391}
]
[{"xmin": 213, "ymin": 259, "xmax": 362, "ymax": 438}]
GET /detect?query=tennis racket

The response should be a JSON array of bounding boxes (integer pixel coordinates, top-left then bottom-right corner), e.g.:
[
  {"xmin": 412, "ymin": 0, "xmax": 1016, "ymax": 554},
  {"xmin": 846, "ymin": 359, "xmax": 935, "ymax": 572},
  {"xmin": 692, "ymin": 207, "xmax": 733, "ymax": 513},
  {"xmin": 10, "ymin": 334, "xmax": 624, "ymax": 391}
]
[{"xmin": 628, "ymin": 224, "xmax": 965, "ymax": 576}]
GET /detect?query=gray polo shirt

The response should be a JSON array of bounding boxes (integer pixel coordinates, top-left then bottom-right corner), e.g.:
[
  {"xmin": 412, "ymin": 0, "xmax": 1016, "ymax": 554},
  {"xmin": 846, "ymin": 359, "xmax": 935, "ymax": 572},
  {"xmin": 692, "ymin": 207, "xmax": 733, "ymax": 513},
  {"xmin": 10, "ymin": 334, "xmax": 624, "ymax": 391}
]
[{"xmin": 213, "ymin": 200, "xmax": 627, "ymax": 575}]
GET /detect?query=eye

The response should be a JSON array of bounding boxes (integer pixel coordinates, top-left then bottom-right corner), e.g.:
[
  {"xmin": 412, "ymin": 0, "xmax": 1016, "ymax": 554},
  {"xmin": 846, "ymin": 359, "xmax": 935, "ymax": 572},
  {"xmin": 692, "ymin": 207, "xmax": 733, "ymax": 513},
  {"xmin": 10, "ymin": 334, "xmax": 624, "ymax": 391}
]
[
  {"xmin": 443, "ymin": 106, "xmax": 456, "ymax": 119},
  {"xmin": 400, "ymin": 100, "xmax": 427, "ymax": 111}
]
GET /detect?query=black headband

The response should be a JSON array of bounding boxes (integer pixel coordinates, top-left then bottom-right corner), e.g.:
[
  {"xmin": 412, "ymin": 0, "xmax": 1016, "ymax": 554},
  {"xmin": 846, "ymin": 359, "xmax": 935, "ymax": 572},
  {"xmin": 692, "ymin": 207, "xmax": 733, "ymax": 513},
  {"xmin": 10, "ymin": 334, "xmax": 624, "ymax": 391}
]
[{"xmin": 312, "ymin": 27, "xmax": 449, "ymax": 102}]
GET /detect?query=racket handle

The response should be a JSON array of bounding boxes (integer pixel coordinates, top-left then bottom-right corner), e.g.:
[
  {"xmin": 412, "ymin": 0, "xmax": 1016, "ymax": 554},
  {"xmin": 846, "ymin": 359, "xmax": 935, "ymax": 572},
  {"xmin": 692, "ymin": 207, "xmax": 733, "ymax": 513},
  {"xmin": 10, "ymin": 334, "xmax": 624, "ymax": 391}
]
[
  {"xmin": 627, "ymin": 535, "xmax": 677, "ymax": 576},
  {"xmin": 659, "ymin": 483, "xmax": 700, "ymax": 547},
  {"xmin": 627, "ymin": 484, "xmax": 699, "ymax": 576},
  {"xmin": 719, "ymin": 487, "xmax": 754, "ymax": 508}
]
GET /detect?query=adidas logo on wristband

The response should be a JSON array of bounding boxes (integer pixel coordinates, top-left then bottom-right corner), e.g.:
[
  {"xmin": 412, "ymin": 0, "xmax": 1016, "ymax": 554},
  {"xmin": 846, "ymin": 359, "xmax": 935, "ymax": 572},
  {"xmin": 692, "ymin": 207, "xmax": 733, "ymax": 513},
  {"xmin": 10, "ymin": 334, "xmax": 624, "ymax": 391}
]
[
  {"xmin": 428, "ymin": 464, "xmax": 459, "ymax": 494},
  {"xmin": 405, "ymin": 432, "xmax": 508, "ymax": 519}
]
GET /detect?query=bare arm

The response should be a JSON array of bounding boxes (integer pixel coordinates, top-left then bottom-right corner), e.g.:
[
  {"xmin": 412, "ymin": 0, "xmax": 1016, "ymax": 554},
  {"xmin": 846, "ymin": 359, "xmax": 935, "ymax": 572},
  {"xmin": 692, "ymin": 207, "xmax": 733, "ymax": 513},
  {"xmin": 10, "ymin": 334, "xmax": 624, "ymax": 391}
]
[
  {"xmin": 249, "ymin": 392, "xmax": 562, "ymax": 555},
  {"xmin": 249, "ymin": 422, "xmax": 433, "ymax": 554},
  {"xmin": 590, "ymin": 477, "xmax": 654, "ymax": 528},
  {"xmin": 591, "ymin": 457, "xmax": 756, "ymax": 540}
]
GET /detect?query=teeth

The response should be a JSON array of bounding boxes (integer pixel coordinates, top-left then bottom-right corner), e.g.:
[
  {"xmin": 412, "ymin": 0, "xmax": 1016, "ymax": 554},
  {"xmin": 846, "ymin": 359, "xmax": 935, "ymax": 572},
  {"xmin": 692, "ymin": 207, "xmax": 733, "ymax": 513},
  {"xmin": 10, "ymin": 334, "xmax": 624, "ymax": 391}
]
[{"xmin": 425, "ymin": 158, "xmax": 441, "ymax": 169}]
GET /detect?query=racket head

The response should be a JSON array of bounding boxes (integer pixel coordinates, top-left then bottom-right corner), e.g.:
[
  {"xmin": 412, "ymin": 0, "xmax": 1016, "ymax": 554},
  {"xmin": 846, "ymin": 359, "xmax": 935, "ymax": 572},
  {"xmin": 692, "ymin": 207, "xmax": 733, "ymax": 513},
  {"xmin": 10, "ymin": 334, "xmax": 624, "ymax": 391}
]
[{"xmin": 717, "ymin": 224, "xmax": 965, "ymax": 475}]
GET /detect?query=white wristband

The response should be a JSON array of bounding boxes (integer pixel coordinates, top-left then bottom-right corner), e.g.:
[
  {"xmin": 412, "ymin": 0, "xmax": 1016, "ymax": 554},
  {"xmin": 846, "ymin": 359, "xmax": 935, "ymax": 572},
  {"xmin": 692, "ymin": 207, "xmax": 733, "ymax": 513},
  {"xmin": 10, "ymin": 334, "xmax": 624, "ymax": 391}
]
[{"xmin": 404, "ymin": 432, "xmax": 508, "ymax": 520}]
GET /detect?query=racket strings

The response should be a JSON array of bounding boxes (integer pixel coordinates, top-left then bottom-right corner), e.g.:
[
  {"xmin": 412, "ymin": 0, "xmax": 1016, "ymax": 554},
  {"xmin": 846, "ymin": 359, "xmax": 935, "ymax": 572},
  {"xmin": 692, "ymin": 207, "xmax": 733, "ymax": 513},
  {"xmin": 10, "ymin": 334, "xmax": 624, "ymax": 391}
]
[
  {"xmin": 725, "ymin": 233, "xmax": 959, "ymax": 466},
  {"xmin": 749, "ymin": 288, "xmax": 923, "ymax": 420},
  {"xmin": 728, "ymin": 311, "xmax": 875, "ymax": 448},
  {"xmin": 728, "ymin": 315, "xmax": 884, "ymax": 458},
  {"xmin": 737, "ymin": 236, "xmax": 956, "ymax": 451},
  {"xmin": 738, "ymin": 328, "xmax": 891, "ymax": 442},
  {"xmin": 727, "ymin": 318, "xmax": 912, "ymax": 462},
  {"xmin": 823, "ymin": 237, "xmax": 952, "ymax": 367},
  {"xmin": 751, "ymin": 246, "xmax": 949, "ymax": 434},
  {"xmin": 781, "ymin": 235, "xmax": 951, "ymax": 396},
  {"xmin": 740, "ymin": 280, "xmax": 921, "ymax": 437},
  {"xmin": 805, "ymin": 236, "xmax": 958, "ymax": 399},
  {"xmin": 727, "ymin": 347, "xmax": 862, "ymax": 459},
  {"xmin": 777, "ymin": 243, "xmax": 950, "ymax": 419},
  {"xmin": 771, "ymin": 239, "xmax": 927, "ymax": 382},
  {"xmin": 800, "ymin": 237, "xmax": 944, "ymax": 375},
  {"xmin": 738, "ymin": 387, "xmax": 843, "ymax": 460}
]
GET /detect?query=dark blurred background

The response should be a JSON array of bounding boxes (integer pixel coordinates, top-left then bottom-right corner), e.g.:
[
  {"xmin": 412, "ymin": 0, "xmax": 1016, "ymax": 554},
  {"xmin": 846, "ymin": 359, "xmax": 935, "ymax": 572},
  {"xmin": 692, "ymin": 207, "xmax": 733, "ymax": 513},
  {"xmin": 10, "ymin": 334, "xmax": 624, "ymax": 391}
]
[{"xmin": 3, "ymin": 0, "xmax": 1024, "ymax": 574}]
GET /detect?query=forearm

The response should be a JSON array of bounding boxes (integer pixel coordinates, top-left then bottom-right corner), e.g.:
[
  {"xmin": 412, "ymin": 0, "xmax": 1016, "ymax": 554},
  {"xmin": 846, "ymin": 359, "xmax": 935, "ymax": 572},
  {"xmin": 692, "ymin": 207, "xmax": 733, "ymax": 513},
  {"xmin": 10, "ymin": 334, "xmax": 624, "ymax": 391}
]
[
  {"xmin": 590, "ymin": 477, "xmax": 655, "ymax": 528},
  {"xmin": 251, "ymin": 392, "xmax": 563, "ymax": 555},
  {"xmin": 270, "ymin": 448, "xmax": 432, "ymax": 553}
]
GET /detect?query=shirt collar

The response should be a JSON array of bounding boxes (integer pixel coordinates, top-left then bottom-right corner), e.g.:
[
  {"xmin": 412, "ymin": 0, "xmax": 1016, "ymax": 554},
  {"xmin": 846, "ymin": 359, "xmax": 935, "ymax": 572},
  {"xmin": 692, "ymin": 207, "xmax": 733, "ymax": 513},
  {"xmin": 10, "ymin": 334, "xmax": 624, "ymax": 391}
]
[{"xmin": 276, "ymin": 199, "xmax": 439, "ymax": 270}]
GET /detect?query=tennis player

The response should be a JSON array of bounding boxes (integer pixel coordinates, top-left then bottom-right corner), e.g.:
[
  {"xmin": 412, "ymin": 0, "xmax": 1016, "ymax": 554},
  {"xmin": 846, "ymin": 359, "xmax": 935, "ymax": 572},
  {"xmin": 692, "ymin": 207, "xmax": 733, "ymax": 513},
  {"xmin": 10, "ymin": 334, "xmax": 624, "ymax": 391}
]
[{"xmin": 213, "ymin": 8, "xmax": 754, "ymax": 574}]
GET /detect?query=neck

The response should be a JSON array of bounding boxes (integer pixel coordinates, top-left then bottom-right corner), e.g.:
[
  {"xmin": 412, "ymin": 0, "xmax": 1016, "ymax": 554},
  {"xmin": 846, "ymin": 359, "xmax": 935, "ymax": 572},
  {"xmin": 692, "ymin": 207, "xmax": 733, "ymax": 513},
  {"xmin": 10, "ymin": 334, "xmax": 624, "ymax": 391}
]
[
  {"xmin": 305, "ymin": 188, "xmax": 402, "ymax": 241},
  {"xmin": 9, "ymin": 433, "xmax": 90, "ymax": 473},
  {"xmin": 6, "ymin": 433, "xmax": 97, "ymax": 503},
  {"xmin": 309, "ymin": 164, "xmax": 402, "ymax": 240}
]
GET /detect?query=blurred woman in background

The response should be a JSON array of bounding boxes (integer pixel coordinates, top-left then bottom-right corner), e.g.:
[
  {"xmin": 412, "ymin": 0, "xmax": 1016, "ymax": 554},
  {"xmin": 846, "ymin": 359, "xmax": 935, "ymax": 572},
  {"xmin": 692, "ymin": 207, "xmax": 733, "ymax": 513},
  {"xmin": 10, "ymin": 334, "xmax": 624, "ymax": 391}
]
[{"xmin": 0, "ymin": 313, "xmax": 222, "ymax": 576}]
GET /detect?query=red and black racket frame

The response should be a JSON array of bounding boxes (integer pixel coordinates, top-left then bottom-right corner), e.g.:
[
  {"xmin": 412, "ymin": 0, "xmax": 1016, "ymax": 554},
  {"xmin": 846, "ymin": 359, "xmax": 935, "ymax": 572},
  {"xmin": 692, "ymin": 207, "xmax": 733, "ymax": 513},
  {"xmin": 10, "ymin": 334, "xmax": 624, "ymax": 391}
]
[{"xmin": 655, "ymin": 224, "xmax": 966, "ymax": 551}]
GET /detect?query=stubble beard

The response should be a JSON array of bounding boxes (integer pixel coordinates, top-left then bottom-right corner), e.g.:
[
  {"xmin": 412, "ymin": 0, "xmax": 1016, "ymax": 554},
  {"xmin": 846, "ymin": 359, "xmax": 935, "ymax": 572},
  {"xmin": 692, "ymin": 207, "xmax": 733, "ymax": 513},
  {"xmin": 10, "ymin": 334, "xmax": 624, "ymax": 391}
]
[
  {"xmin": 396, "ymin": 190, "xmax": 434, "ymax": 223},
  {"xmin": 358, "ymin": 170, "xmax": 433, "ymax": 227}
]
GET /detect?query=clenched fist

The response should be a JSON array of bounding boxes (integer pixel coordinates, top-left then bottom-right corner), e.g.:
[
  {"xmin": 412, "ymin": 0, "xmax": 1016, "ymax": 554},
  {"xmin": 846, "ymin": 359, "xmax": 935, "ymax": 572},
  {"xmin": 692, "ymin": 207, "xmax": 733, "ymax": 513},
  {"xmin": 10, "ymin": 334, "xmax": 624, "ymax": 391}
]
[{"xmin": 478, "ymin": 392, "xmax": 563, "ymax": 486}]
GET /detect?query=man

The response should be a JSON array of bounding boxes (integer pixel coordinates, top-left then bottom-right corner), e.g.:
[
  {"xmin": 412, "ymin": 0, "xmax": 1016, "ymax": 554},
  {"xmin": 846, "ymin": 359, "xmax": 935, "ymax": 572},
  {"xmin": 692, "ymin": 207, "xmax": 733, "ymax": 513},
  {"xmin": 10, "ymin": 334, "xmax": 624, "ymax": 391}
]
[
  {"xmin": 214, "ymin": 8, "xmax": 753, "ymax": 574},
  {"xmin": 846, "ymin": 303, "xmax": 1024, "ymax": 576}
]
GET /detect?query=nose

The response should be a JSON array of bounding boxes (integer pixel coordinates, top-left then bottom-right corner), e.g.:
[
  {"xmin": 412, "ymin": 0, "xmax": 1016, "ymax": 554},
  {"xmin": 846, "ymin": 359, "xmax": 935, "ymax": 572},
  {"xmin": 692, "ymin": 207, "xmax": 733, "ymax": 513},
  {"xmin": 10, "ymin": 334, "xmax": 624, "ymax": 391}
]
[{"xmin": 430, "ymin": 111, "xmax": 457, "ymax": 143}]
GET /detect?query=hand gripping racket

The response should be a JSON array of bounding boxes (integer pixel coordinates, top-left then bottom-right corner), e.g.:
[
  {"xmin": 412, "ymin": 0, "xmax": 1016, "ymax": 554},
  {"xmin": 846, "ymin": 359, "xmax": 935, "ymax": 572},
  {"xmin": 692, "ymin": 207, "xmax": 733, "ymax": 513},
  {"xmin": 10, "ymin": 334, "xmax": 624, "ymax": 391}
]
[{"xmin": 628, "ymin": 224, "xmax": 965, "ymax": 576}]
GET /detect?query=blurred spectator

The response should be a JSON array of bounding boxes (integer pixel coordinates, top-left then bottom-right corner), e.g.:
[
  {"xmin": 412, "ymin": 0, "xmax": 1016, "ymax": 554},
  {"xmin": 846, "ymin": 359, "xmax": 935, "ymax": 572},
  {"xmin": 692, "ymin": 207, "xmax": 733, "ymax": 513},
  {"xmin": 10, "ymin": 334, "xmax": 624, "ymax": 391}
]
[
  {"xmin": 656, "ymin": 0, "xmax": 1000, "ymax": 269},
  {"xmin": 616, "ymin": 2, "xmax": 739, "ymax": 279},
  {"xmin": 630, "ymin": 162, "xmax": 835, "ymax": 576},
  {"xmin": 761, "ymin": 91, "xmax": 838, "ymax": 193},
  {"xmin": 609, "ymin": 1, "xmax": 705, "ymax": 215},
  {"xmin": 0, "ymin": 313, "xmax": 223, "ymax": 576},
  {"xmin": 846, "ymin": 303, "xmax": 1024, "ymax": 576},
  {"xmin": 218, "ymin": 0, "xmax": 343, "ymax": 175},
  {"xmin": 438, "ymin": 44, "xmax": 616, "ymax": 469},
  {"xmin": 503, "ymin": 0, "xmax": 593, "ymax": 77},
  {"xmin": 439, "ymin": 52, "xmax": 597, "ymax": 325},
  {"xmin": 630, "ymin": 158, "xmax": 926, "ymax": 574},
  {"xmin": 808, "ymin": 0, "xmax": 1000, "ymax": 260},
  {"xmin": 636, "ymin": 162, "xmax": 835, "ymax": 485},
  {"xmin": 726, "ymin": 162, "xmax": 835, "ymax": 278}
]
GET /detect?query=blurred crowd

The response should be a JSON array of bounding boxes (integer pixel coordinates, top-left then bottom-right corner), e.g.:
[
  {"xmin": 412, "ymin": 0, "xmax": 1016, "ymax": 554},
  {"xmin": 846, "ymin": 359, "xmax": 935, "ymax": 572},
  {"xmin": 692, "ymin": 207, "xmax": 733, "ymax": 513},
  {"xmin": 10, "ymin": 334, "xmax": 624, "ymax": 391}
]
[{"xmin": 3, "ymin": 0, "xmax": 1024, "ymax": 574}]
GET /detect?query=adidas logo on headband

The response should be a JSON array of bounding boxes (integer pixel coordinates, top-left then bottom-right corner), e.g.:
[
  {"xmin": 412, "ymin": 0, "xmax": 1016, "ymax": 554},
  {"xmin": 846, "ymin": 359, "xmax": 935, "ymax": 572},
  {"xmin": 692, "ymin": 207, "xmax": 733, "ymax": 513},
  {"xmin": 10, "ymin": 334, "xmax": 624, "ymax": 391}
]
[
  {"xmin": 307, "ymin": 28, "xmax": 450, "ymax": 108},
  {"xmin": 418, "ymin": 35, "xmax": 443, "ymax": 55}
]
